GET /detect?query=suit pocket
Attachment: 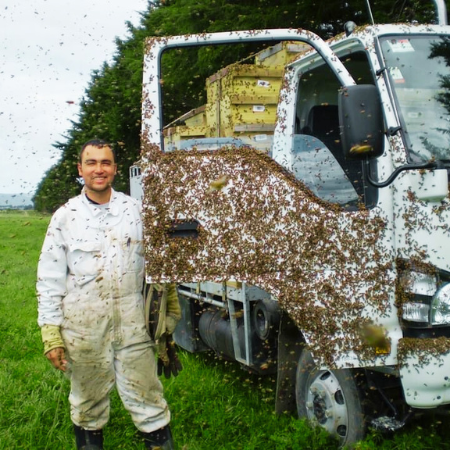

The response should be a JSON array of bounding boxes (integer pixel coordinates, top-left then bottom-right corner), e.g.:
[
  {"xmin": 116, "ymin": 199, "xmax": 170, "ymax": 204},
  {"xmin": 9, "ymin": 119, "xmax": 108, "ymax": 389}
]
[{"xmin": 68, "ymin": 241, "xmax": 102, "ymax": 286}]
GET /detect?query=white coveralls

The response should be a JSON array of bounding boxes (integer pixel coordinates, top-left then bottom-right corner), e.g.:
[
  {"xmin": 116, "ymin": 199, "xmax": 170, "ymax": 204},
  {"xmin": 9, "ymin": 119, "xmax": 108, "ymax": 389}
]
[{"xmin": 37, "ymin": 189, "xmax": 170, "ymax": 432}]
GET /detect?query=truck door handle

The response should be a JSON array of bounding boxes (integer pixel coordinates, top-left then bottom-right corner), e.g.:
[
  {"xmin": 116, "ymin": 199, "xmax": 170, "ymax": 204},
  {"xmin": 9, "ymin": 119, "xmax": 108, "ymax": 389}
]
[{"xmin": 167, "ymin": 219, "xmax": 200, "ymax": 239}]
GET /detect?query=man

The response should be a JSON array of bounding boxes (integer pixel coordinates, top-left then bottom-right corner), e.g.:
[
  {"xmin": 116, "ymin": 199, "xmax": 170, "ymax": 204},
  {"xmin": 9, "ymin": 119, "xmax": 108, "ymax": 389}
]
[{"xmin": 37, "ymin": 139, "xmax": 178, "ymax": 450}]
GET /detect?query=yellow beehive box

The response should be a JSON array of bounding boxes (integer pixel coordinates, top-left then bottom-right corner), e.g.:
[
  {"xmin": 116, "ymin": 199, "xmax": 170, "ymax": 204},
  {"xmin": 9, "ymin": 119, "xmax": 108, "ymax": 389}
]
[
  {"xmin": 164, "ymin": 125, "xmax": 207, "ymax": 150},
  {"xmin": 183, "ymin": 105, "xmax": 206, "ymax": 127},
  {"xmin": 163, "ymin": 106, "xmax": 207, "ymax": 149},
  {"xmin": 207, "ymin": 65, "xmax": 283, "ymax": 104},
  {"xmin": 206, "ymin": 64, "xmax": 283, "ymax": 137},
  {"xmin": 255, "ymin": 41, "xmax": 309, "ymax": 67}
]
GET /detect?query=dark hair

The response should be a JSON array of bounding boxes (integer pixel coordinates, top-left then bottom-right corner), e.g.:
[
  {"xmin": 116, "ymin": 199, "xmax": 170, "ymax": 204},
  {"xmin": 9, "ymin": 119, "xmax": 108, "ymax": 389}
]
[{"xmin": 79, "ymin": 139, "xmax": 116, "ymax": 163}]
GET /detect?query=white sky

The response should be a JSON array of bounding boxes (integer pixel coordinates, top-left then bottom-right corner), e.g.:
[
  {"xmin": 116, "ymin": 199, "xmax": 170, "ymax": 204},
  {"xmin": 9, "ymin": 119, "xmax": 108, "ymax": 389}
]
[{"xmin": 0, "ymin": 0, "xmax": 150, "ymax": 195}]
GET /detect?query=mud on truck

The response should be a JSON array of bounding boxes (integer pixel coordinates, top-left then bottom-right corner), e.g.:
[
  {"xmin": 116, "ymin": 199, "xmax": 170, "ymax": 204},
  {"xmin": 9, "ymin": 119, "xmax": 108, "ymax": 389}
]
[{"xmin": 131, "ymin": 0, "xmax": 450, "ymax": 446}]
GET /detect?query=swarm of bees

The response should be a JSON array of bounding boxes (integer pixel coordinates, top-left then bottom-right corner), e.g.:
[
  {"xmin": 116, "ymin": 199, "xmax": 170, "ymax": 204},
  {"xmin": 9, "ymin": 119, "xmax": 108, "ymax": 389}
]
[
  {"xmin": 139, "ymin": 112, "xmax": 450, "ymax": 368},
  {"xmin": 141, "ymin": 141, "xmax": 399, "ymax": 366}
]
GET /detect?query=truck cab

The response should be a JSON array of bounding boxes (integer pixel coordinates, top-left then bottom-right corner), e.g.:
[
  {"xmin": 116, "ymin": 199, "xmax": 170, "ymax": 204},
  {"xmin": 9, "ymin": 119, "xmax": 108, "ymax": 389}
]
[{"xmin": 136, "ymin": 6, "xmax": 450, "ymax": 446}]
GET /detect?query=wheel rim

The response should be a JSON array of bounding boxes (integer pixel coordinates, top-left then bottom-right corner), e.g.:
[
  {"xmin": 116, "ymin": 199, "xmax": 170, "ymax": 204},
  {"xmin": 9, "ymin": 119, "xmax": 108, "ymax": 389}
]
[{"xmin": 305, "ymin": 370, "xmax": 349, "ymax": 439}]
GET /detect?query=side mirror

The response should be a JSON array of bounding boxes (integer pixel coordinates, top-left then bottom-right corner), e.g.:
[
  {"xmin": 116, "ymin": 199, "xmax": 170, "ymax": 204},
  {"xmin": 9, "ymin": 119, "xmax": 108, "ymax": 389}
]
[{"xmin": 339, "ymin": 85, "xmax": 384, "ymax": 160}]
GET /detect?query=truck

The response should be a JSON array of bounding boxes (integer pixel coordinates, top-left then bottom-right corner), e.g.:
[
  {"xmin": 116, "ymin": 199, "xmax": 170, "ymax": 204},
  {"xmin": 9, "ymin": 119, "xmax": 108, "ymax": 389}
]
[{"xmin": 132, "ymin": 0, "xmax": 450, "ymax": 446}]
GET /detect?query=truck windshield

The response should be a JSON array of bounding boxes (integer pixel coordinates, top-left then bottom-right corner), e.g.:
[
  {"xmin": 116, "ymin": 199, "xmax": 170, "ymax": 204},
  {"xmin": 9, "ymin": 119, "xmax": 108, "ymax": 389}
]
[{"xmin": 380, "ymin": 35, "xmax": 450, "ymax": 163}]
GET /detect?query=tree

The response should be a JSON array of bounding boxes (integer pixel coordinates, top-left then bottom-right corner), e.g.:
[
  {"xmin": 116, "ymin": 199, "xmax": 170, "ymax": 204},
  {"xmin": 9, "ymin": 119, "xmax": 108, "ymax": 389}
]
[{"xmin": 33, "ymin": 0, "xmax": 450, "ymax": 211}]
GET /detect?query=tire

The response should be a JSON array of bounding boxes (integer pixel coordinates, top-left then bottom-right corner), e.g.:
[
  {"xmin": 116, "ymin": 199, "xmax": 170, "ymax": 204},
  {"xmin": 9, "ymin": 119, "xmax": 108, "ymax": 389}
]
[{"xmin": 295, "ymin": 349, "xmax": 366, "ymax": 447}]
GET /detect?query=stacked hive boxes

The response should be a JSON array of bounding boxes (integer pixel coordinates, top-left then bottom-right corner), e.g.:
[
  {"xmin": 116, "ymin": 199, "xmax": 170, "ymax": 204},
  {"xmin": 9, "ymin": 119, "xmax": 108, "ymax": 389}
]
[{"xmin": 205, "ymin": 64, "xmax": 282, "ymax": 141}]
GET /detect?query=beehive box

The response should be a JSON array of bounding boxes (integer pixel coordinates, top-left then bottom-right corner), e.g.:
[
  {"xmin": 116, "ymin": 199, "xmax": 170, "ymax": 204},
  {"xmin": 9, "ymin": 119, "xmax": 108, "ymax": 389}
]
[
  {"xmin": 164, "ymin": 125, "xmax": 207, "ymax": 150},
  {"xmin": 232, "ymin": 126, "xmax": 275, "ymax": 153},
  {"xmin": 255, "ymin": 41, "xmax": 309, "ymax": 67},
  {"xmin": 206, "ymin": 64, "xmax": 283, "ymax": 138},
  {"xmin": 163, "ymin": 106, "xmax": 207, "ymax": 150}
]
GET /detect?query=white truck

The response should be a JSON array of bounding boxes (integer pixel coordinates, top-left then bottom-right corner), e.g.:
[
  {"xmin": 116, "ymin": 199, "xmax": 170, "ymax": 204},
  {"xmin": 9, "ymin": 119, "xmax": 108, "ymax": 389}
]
[{"xmin": 133, "ymin": 0, "xmax": 450, "ymax": 446}]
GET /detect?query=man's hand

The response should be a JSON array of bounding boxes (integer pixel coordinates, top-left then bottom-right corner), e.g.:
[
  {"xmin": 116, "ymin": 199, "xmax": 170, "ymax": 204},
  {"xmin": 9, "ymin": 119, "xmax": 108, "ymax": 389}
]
[
  {"xmin": 41, "ymin": 324, "xmax": 67, "ymax": 371},
  {"xmin": 156, "ymin": 334, "xmax": 183, "ymax": 379},
  {"xmin": 45, "ymin": 347, "xmax": 68, "ymax": 372}
]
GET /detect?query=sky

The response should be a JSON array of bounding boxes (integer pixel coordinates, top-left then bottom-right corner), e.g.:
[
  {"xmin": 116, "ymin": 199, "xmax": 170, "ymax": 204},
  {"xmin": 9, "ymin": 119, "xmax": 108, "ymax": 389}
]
[{"xmin": 0, "ymin": 0, "xmax": 150, "ymax": 195}]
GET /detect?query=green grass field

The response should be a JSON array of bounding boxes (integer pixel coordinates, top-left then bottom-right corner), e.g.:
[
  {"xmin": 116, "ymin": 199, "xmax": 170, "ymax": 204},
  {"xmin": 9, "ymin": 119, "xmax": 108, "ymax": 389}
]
[{"xmin": 1, "ymin": 210, "xmax": 450, "ymax": 449}]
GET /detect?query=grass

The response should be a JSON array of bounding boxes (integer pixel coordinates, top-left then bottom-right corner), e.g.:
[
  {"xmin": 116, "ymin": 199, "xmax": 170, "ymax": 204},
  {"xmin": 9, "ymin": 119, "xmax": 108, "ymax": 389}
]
[{"xmin": 1, "ymin": 210, "xmax": 450, "ymax": 449}]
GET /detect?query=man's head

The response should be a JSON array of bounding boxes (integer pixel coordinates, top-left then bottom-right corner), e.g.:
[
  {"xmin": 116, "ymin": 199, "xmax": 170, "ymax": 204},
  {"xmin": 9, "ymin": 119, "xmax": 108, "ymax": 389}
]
[
  {"xmin": 78, "ymin": 139, "xmax": 117, "ymax": 202},
  {"xmin": 78, "ymin": 139, "xmax": 116, "ymax": 164}
]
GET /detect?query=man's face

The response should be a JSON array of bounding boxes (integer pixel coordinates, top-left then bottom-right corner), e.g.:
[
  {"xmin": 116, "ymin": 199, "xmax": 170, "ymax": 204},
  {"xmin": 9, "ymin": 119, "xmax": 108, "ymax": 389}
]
[{"xmin": 78, "ymin": 145, "xmax": 117, "ymax": 193}]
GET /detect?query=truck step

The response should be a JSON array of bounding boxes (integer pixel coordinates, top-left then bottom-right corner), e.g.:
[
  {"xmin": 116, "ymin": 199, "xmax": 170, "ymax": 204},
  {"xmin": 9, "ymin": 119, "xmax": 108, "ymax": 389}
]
[{"xmin": 370, "ymin": 416, "xmax": 405, "ymax": 432}]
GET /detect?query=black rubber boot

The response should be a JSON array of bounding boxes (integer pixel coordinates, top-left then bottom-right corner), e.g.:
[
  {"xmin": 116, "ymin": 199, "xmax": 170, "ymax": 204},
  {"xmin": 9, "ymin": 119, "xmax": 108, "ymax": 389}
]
[
  {"xmin": 73, "ymin": 424, "xmax": 104, "ymax": 450},
  {"xmin": 141, "ymin": 425, "xmax": 174, "ymax": 450}
]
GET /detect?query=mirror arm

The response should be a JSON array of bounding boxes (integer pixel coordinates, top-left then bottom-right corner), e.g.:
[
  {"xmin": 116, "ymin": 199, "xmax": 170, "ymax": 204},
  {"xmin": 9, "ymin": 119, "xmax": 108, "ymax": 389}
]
[
  {"xmin": 366, "ymin": 160, "xmax": 444, "ymax": 188},
  {"xmin": 376, "ymin": 66, "xmax": 387, "ymax": 77},
  {"xmin": 387, "ymin": 126, "xmax": 402, "ymax": 136}
]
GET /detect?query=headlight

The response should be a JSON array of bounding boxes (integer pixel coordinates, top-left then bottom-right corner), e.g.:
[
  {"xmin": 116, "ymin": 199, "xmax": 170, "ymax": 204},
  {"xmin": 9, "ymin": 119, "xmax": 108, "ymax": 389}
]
[
  {"xmin": 400, "ymin": 270, "xmax": 436, "ymax": 325},
  {"xmin": 402, "ymin": 302, "xmax": 430, "ymax": 322},
  {"xmin": 399, "ymin": 270, "xmax": 436, "ymax": 297},
  {"xmin": 431, "ymin": 283, "xmax": 450, "ymax": 326}
]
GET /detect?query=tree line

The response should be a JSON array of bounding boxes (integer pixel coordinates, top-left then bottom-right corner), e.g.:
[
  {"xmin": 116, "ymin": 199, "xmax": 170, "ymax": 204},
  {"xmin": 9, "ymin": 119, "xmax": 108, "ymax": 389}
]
[{"xmin": 33, "ymin": 0, "xmax": 448, "ymax": 212}]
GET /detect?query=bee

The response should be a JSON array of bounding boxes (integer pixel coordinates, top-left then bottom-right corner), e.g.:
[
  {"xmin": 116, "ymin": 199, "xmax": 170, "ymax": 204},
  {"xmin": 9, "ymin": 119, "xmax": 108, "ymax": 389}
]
[{"xmin": 208, "ymin": 175, "xmax": 229, "ymax": 192}]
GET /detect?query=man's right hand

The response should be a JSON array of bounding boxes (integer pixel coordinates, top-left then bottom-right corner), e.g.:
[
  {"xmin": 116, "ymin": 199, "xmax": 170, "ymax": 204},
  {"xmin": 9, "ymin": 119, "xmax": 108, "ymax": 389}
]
[
  {"xmin": 41, "ymin": 324, "xmax": 67, "ymax": 371},
  {"xmin": 45, "ymin": 347, "xmax": 68, "ymax": 371}
]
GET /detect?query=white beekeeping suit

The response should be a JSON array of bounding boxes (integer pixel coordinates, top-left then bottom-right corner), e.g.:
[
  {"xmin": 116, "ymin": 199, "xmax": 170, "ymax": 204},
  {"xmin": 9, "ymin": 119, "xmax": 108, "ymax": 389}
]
[{"xmin": 37, "ymin": 188, "xmax": 170, "ymax": 434}]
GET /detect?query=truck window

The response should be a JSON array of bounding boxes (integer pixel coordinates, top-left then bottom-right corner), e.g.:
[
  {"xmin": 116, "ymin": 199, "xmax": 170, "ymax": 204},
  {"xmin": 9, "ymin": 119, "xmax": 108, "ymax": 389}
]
[
  {"xmin": 159, "ymin": 41, "xmax": 313, "ymax": 155},
  {"xmin": 380, "ymin": 35, "xmax": 450, "ymax": 163},
  {"xmin": 340, "ymin": 50, "xmax": 375, "ymax": 86},
  {"xmin": 293, "ymin": 56, "xmax": 369, "ymax": 208}
]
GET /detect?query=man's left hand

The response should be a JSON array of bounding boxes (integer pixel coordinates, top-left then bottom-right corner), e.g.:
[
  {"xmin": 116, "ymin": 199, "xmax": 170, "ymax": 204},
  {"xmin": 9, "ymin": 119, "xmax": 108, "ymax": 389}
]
[{"xmin": 156, "ymin": 334, "xmax": 183, "ymax": 378}]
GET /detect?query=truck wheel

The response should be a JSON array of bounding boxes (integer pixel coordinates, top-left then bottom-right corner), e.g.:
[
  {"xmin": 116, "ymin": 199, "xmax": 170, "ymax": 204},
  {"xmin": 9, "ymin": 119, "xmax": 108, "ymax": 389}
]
[{"xmin": 295, "ymin": 349, "xmax": 366, "ymax": 447}]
